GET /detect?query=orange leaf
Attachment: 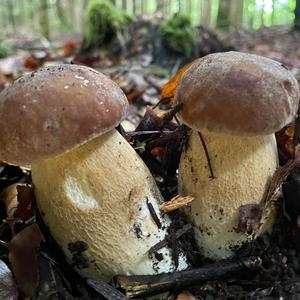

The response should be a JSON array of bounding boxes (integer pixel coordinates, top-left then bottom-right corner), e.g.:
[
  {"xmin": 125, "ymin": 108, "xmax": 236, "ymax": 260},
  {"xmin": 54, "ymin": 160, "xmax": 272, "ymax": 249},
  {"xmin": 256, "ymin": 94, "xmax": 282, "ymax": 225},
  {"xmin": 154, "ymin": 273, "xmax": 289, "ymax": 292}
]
[
  {"xmin": 161, "ymin": 61, "xmax": 195, "ymax": 105},
  {"xmin": 276, "ymin": 124, "xmax": 295, "ymax": 158}
]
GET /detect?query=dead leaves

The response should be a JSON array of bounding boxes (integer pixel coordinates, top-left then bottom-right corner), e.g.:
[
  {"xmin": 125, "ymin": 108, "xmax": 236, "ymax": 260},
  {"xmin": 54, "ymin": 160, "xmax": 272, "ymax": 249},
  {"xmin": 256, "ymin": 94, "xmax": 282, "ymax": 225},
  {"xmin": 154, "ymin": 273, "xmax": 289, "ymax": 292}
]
[
  {"xmin": 0, "ymin": 183, "xmax": 37, "ymax": 221},
  {"xmin": 0, "ymin": 184, "xmax": 42, "ymax": 297},
  {"xmin": 3, "ymin": 224, "xmax": 45, "ymax": 297}
]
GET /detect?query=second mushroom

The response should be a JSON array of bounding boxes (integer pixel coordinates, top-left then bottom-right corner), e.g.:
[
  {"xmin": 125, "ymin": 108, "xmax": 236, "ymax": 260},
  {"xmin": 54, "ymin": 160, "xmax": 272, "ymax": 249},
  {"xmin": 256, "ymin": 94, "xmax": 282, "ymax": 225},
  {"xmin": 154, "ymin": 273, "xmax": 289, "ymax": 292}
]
[{"xmin": 175, "ymin": 52, "xmax": 299, "ymax": 259}]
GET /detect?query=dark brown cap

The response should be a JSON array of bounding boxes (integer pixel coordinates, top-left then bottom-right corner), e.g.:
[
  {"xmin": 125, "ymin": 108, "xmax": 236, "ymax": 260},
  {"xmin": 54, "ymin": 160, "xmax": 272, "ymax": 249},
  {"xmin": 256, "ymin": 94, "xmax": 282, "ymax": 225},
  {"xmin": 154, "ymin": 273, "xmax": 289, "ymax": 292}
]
[
  {"xmin": 0, "ymin": 64, "xmax": 128, "ymax": 166},
  {"xmin": 175, "ymin": 52, "xmax": 299, "ymax": 135}
]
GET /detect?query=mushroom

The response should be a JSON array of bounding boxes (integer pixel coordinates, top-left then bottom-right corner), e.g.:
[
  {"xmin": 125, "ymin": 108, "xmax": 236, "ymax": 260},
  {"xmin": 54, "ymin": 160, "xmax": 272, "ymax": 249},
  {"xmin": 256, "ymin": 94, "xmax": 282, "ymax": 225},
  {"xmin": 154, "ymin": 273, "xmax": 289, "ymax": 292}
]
[
  {"xmin": 0, "ymin": 64, "xmax": 187, "ymax": 280},
  {"xmin": 174, "ymin": 52, "xmax": 299, "ymax": 259}
]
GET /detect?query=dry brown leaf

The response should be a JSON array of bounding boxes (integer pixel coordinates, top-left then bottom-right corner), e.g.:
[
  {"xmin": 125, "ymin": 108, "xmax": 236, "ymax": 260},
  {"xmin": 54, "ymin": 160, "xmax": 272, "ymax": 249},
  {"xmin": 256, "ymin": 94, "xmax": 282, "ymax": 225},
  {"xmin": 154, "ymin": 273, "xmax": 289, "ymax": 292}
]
[
  {"xmin": 0, "ymin": 183, "xmax": 36, "ymax": 220},
  {"xmin": 235, "ymin": 204, "xmax": 262, "ymax": 234},
  {"xmin": 0, "ymin": 259, "xmax": 18, "ymax": 300},
  {"xmin": 160, "ymin": 195, "xmax": 194, "ymax": 213},
  {"xmin": 276, "ymin": 123, "xmax": 295, "ymax": 158},
  {"xmin": 63, "ymin": 41, "xmax": 79, "ymax": 57},
  {"xmin": 7, "ymin": 224, "xmax": 45, "ymax": 297},
  {"xmin": 176, "ymin": 291, "xmax": 197, "ymax": 300}
]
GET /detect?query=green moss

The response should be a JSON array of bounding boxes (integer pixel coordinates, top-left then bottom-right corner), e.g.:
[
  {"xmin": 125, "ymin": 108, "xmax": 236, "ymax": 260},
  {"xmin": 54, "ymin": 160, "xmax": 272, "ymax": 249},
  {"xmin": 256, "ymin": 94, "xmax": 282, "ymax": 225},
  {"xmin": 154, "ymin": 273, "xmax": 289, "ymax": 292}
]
[
  {"xmin": 80, "ymin": 0, "xmax": 130, "ymax": 53},
  {"xmin": 0, "ymin": 41, "xmax": 13, "ymax": 58},
  {"xmin": 159, "ymin": 14, "xmax": 195, "ymax": 56}
]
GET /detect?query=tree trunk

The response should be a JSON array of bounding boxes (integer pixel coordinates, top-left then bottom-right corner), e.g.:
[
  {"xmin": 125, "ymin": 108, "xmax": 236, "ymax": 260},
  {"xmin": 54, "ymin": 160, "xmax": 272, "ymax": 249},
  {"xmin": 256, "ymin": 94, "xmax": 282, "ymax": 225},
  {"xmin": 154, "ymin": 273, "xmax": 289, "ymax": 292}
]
[
  {"xmin": 39, "ymin": 0, "xmax": 50, "ymax": 40},
  {"xmin": 133, "ymin": 0, "xmax": 137, "ymax": 15},
  {"xmin": 186, "ymin": 0, "xmax": 192, "ymax": 14},
  {"xmin": 216, "ymin": 0, "xmax": 231, "ymax": 30},
  {"xmin": 295, "ymin": 0, "xmax": 300, "ymax": 31},
  {"xmin": 7, "ymin": 0, "xmax": 16, "ymax": 32},
  {"xmin": 56, "ymin": 0, "xmax": 71, "ymax": 30},
  {"xmin": 201, "ymin": 0, "xmax": 211, "ymax": 28},
  {"xmin": 230, "ymin": 0, "xmax": 243, "ymax": 29},
  {"xmin": 122, "ymin": 0, "xmax": 127, "ymax": 10},
  {"xmin": 156, "ymin": 0, "xmax": 163, "ymax": 12}
]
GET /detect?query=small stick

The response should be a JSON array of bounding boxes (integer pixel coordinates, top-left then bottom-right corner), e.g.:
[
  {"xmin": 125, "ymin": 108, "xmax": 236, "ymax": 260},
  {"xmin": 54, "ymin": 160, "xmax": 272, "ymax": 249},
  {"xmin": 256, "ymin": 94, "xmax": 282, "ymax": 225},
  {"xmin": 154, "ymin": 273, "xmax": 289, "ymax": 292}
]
[
  {"xmin": 87, "ymin": 278, "xmax": 128, "ymax": 300},
  {"xmin": 114, "ymin": 257, "xmax": 262, "ymax": 299},
  {"xmin": 146, "ymin": 199, "xmax": 162, "ymax": 229},
  {"xmin": 198, "ymin": 132, "xmax": 215, "ymax": 179},
  {"xmin": 148, "ymin": 224, "xmax": 192, "ymax": 255},
  {"xmin": 161, "ymin": 103, "xmax": 183, "ymax": 128}
]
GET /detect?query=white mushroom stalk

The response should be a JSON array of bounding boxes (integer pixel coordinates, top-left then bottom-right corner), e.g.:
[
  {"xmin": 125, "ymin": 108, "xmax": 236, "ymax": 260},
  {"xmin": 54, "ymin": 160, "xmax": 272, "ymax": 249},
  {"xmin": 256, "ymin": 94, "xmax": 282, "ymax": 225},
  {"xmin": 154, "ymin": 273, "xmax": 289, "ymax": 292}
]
[
  {"xmin": 33, "ymin": 129, "xmax": 187, "ymax": 280},
  {"xmin": 179, "ymin": 131, "xmax": 278, "ymax": 258},
  {"xmin": 174, "ymin": 52, "xmax": 300, "ymax": 259},
  {"xmin": 0, "ymin": 64, "xmax": 188, "ymax": 281}
]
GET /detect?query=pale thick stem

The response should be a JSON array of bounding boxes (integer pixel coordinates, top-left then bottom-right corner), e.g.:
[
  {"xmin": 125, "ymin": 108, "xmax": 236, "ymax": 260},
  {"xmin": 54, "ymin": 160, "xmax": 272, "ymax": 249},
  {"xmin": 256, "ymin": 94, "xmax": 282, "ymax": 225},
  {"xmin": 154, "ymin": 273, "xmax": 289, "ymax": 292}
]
[
  {"xmin": 32, "ymin": 129, "xmax": 187, "ymax": 281},
  {"xmin": 178, "ymin": 130, "xmax": 278, "ymax": 259}
]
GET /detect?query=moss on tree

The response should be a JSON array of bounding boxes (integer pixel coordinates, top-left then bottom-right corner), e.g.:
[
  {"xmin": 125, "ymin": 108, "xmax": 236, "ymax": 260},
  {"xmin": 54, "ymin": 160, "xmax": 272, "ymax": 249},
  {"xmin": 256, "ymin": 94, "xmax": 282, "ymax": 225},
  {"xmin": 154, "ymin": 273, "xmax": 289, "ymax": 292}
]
[
  {"xmin": 80, "ymin": 0, "xmax": 130, "ymax": 53},
  {"xmin": 159, "ymin": 14, "xmax": 195, "ymax": 57}
]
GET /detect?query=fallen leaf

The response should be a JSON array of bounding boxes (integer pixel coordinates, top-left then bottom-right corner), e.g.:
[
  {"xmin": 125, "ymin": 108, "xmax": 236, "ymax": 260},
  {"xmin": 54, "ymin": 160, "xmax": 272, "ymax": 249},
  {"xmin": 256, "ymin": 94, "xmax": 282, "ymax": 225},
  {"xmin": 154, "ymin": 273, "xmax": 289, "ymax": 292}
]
[
  {"xmin": 235, "ymin": 204, "xmax": 262, "ymax": 234},
  {"xmin": 161, "ymin": 61, "xmax": 195, "ymax": 104},
  {"xmin": 63, "ymin": 41, "xmax": 79, "ymax": 57},
  {"xmin": 7, "ymin": 224, "xmax": 45, "ymax": 297},
  {"xmin": 0, "ymin": 183, "xmax": 37, "ymax": 220},
  {"xmin": 0, "ymin": 260, "xmax": 18, "ymax": 300},
  {"xmin": 160, "ymin": 195, "xmax": 194, "ymax": 213},
  {"xmin": 276, "ymin": 124, "xmax": 295, "ymax": 159}
]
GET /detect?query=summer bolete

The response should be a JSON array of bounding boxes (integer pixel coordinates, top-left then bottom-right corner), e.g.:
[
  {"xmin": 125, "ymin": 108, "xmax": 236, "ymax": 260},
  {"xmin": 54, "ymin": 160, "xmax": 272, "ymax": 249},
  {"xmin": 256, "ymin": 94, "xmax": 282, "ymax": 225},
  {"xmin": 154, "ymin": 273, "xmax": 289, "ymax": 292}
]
[
  {"xmin": 175, "ymin": 52, "xmax": 299, "ymax": 259},
  {"xmin": 0, "ymin": 64, "xmax": 187, "ymax": 280}
]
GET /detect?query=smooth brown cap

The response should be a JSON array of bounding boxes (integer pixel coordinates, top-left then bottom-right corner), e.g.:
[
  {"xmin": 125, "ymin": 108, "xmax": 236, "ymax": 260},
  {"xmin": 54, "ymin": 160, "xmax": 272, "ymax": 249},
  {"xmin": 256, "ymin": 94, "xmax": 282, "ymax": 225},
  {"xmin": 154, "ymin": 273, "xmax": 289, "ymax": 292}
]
[
  {"xmin": 0, "ymin": 64, "xmax": 128, "ymax": 166},
  {"xmin": 175, "ymin": 51, "xmax": 299, "ymax": 135}
]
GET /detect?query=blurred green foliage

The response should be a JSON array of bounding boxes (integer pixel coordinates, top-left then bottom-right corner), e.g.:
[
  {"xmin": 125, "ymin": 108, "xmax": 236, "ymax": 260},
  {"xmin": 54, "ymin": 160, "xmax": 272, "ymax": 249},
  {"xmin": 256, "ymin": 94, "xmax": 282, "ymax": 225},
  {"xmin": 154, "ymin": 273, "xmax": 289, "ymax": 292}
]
[
  {"xmin": 0, "ymin": 41, "xmax": 13, "ymax": 58},
  {"xmin": 159, "ymin": 14, "xmax": 195, "ymax": 56},
  {"xmin": 80, "ymin": 0, "xmax": 131, "ymax": 52}
]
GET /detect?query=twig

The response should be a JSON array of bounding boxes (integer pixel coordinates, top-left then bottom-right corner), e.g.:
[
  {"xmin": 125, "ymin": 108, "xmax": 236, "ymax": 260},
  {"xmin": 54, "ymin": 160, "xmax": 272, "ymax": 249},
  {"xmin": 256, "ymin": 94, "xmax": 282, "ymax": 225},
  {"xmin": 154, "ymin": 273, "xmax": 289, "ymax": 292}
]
[
  {"xmin": 114, "ymin": 256, "xmax": 262, "ymax": 299},
  {"xmin": 198, "ymin": 132, "xmax": 215, "ymax": 179},
  {"xmin": 148, "ymin": 224, "xmax": 192, "ymax": 255},
  {"xmin": 161, "ymin": 103, "xmax": 183, "ymax": 128},
  {"xmin": 146, "ymin": 198, "xmax": 162, "ymax": 229},
  {"xmin": 160, "ymin": 195, "xmax": 194, "ymax": 213},
  {"xmin": 87, "ymin": 278, "xmax": 128, "ymax": 300}
]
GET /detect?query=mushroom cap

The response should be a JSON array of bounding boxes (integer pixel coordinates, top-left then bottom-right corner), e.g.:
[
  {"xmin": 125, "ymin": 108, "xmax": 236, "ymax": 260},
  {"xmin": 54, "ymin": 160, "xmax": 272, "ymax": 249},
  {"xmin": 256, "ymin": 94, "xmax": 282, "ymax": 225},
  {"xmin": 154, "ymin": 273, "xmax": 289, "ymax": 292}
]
[
  {"xmin": 0, "ymin": 64, "xmax": 128, "ymax": 166},
  {"xmin": 175, "ymin": 51, "xmax": 299, "ymax": 135}
]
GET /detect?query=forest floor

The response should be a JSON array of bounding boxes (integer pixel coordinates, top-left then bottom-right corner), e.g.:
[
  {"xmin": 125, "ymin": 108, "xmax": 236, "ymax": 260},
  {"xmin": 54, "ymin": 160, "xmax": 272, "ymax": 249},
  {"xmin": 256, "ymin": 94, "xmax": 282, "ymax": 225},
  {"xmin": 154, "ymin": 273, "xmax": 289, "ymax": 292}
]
[{"xmin": 1, "ymin": 26, "xmax": 300, "ymax": 299}]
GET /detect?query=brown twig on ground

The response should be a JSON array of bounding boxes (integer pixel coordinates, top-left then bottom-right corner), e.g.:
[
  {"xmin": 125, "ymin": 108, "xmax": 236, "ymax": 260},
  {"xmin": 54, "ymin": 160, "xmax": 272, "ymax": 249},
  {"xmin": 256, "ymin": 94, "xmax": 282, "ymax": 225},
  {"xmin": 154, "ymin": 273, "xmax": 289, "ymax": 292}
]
[
  {"xmin": 160, "ymin": 195, "xmax": 194, "ymax": 213},
  {"xmin": 148, "ymin": 224, "xmax": 192, "ymax": 255},
  {"xmin": 113, "ymin": 257, "xmax": 262, "ymax": 299}
]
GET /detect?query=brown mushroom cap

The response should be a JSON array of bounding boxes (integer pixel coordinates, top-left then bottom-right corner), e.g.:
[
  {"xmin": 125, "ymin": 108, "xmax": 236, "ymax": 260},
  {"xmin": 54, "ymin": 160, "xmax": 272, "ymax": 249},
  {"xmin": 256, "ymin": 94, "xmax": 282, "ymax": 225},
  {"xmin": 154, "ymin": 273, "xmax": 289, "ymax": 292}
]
[
  {"xmin": 0, "ymin": 64, "xmax": 128, "ymax": 166},
  {"xmin": 175, "ymin": 52, "xmax": 299, "ymax": 135}
]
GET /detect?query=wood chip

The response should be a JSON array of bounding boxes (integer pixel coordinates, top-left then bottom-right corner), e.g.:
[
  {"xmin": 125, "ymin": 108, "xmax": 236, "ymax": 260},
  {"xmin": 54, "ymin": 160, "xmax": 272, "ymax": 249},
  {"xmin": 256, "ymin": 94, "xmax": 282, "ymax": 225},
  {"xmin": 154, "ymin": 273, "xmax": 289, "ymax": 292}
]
[{"xmin": 160, "ymin": 195, "xmax": 194, "ymax": 213}]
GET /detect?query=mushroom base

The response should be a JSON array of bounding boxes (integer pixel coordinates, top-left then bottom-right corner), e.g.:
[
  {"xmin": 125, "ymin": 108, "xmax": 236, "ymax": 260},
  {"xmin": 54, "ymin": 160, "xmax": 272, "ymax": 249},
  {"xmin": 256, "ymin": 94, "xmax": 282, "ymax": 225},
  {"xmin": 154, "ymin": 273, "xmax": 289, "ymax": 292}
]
[
  {"xmin": 178, "ymin": 130, "xmax": 278, "ymax": 259},
  {"xmin": 32, "ymin": 129, "xmax": 187, "ymax": 281}
]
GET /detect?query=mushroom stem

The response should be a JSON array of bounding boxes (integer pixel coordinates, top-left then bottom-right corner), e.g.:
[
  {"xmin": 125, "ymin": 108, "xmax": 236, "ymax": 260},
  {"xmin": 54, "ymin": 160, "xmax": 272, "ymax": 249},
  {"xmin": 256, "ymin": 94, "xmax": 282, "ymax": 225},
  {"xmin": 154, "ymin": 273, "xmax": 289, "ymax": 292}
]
[
  {"xmin": 32, "ymin": 129, "xmax": 187, "ymax": 281},
  {"xmin": 178, "ymin": 130, "xmax": 278, "ymax": 259}
]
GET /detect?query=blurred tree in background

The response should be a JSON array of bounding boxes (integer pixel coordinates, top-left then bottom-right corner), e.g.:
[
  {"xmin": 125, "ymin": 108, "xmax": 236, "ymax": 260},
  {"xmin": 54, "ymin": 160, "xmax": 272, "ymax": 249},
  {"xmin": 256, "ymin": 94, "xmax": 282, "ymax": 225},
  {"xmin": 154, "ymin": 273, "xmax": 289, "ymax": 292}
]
[{"xmin": 0, "ymin": 0, "xmax": 297, "ymax": 40}]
